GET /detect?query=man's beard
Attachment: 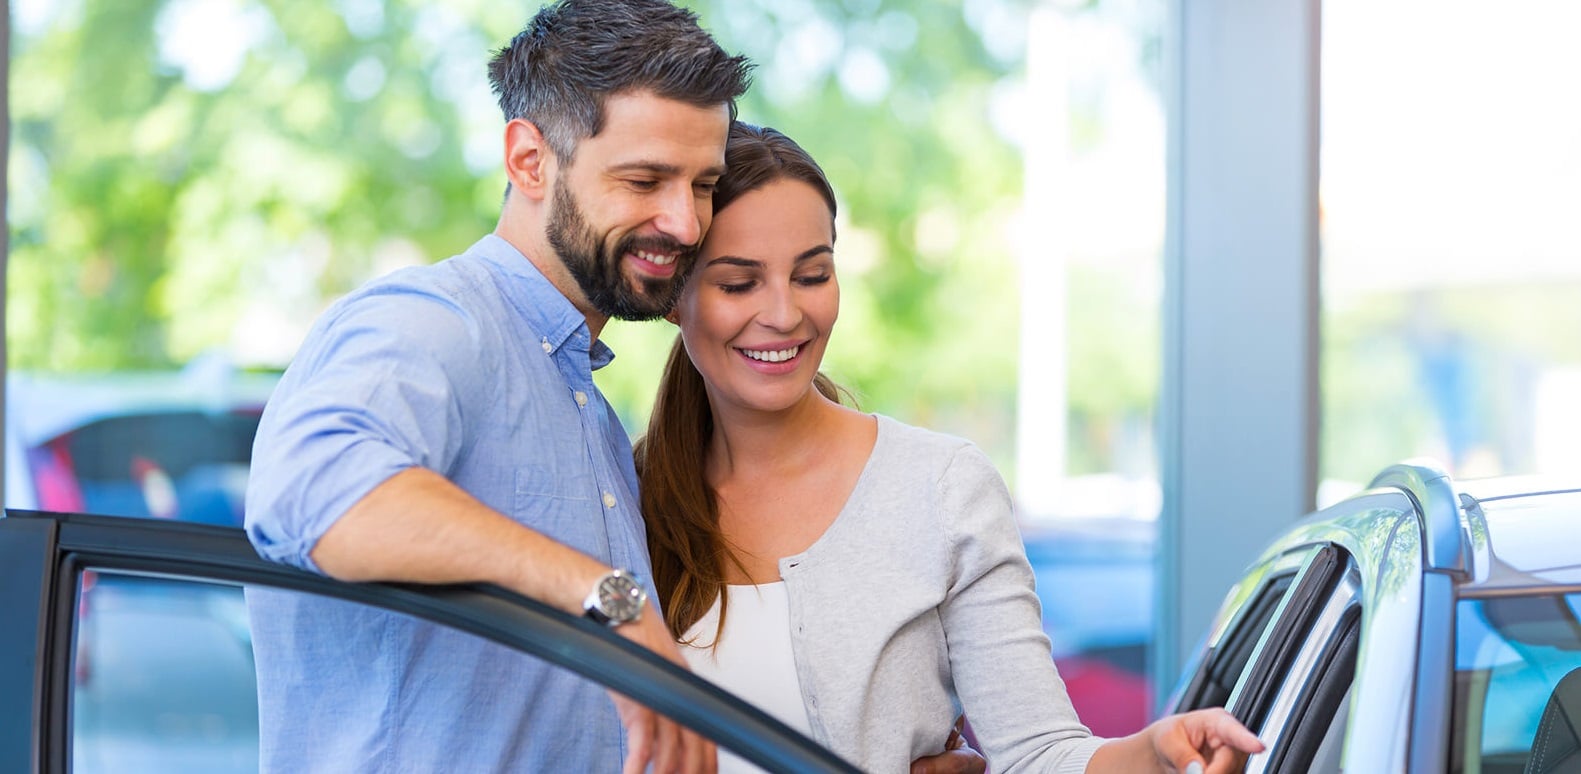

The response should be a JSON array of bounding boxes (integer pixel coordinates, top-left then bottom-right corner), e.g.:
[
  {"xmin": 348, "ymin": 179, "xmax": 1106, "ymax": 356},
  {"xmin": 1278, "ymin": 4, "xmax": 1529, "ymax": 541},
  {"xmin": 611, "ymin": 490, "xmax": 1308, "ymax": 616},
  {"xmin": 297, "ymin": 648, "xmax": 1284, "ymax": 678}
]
[{"xmin": 545, "ymin": 182, "xmax": 694, "ymax": 321}]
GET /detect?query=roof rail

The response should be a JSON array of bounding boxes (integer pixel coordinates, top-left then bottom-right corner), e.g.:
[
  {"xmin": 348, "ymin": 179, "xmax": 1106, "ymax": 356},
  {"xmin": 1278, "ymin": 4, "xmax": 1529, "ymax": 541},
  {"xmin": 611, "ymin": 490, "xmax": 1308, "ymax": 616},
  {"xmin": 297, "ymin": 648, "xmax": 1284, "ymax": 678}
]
[{"xmin": 1369, "ymin": 459, "xmax": 1468, "ymax": 576}]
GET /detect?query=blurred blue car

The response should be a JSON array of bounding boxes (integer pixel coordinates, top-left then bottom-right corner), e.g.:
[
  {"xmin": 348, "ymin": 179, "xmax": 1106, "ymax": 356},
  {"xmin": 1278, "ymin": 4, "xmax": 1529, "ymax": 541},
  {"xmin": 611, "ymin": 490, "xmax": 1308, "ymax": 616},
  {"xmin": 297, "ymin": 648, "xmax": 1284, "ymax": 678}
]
[{"xmin": 4, "ymin": 356, "xmax": 279, "ymax": 526}]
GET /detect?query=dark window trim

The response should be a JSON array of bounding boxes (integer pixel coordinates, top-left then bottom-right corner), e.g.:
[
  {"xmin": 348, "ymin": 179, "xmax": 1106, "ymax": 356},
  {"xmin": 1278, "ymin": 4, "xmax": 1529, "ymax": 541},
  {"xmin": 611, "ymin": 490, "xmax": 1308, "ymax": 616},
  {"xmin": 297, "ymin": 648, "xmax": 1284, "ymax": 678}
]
[
  {"xmin": 0, "ymin": 515, "xmax": 56, "ymax": 772},
  {"xmin": 1229, "ymin": 543, "xmax": 1345, "ymax": 730},
  {"xmin": 1266, "ymin": 603, "xmax": 1362, "ymax": 773}
]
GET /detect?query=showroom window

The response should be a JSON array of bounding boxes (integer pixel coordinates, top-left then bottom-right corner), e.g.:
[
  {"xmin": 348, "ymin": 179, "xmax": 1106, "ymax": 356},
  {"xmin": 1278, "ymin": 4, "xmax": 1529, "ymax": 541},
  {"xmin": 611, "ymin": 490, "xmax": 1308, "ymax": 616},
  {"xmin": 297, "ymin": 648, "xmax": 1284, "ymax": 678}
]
[
  {"xmin": 1320, "ymin": 0, "xmax": 1581, "ymax": 491},
  {"xmin": 8, "ymin": 0, "xmax": 1162, "ymax": 741}
]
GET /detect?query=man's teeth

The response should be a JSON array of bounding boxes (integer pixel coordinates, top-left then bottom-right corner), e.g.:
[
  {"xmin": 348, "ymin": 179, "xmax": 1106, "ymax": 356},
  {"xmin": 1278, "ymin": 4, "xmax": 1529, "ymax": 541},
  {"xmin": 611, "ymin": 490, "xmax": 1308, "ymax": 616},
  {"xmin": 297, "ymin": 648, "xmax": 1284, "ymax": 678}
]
[
  {"xmin": 636, "ymin": 250, "xmax": 675, "ymax": 266},
  {"xmin": 742, "ymin": 346, "xmax": 800, "ymax": 363}
]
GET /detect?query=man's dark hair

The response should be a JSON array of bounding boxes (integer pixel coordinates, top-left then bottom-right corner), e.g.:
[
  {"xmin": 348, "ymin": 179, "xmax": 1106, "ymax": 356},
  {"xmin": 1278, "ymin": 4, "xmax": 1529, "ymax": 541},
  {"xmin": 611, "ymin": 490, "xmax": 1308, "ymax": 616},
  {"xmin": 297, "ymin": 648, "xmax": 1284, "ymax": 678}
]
[{"xmin": 488, "ymin": 0, "xmax": 754, "ymax": 164}]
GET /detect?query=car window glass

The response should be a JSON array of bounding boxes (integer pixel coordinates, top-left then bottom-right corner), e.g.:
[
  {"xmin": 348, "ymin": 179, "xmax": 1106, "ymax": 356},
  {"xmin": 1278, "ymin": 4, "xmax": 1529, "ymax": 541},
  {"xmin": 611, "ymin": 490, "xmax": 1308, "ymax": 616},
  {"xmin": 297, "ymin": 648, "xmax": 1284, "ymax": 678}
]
[
  {"xmin": 64, "ymin": 568, "xmax": 657, "ymax": 773},
  {"xmin": 1452, "ymin": 592, "xmax": 1581, "ymax": 774},
  {"xmin": 32, "ymin": 410, "xmax": 261, "ymax": 527},
  {"xmin": 1176, "ymin": 572, "xmax": 1297, "ymax": 712},
  {"xmin": 71, "ymin": 570, "xmax": 257, "ymax": 772}
]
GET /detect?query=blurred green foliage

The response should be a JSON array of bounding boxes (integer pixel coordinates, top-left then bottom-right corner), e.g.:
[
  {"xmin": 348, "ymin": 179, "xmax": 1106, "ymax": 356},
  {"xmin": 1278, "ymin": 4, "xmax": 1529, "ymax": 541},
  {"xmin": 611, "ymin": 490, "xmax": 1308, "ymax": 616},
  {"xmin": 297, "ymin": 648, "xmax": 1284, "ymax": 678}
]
[{"xmin": 8, "ymin": 0, "xmax": 1165, "ymax": 481}]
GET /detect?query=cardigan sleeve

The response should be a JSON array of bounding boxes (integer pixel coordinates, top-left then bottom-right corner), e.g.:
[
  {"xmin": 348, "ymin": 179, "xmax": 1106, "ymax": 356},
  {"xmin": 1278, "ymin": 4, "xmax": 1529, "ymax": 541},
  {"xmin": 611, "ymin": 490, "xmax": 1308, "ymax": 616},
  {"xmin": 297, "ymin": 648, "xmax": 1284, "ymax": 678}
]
[{"xmin": 936, "ymin": 444, "xmax": 1109, "ymax": 773}]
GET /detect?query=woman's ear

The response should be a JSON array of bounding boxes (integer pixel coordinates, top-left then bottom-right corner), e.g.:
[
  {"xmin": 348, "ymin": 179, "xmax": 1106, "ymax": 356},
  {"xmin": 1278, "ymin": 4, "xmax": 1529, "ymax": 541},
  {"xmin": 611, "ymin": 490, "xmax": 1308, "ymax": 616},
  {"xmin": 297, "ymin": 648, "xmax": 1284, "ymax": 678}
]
[
  {"xmin": 503, "ymin": 118, "xmax": 553, "ymax": 202},
  {"xmin": 664, "ymin": 309, "xmax": 681, "ymax": 325}
]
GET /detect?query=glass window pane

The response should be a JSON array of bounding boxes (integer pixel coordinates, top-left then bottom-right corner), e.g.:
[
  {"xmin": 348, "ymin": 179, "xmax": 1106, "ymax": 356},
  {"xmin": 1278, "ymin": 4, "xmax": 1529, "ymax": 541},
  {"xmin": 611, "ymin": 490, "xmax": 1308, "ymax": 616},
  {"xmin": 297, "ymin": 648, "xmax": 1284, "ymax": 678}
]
[
  {"xmin": 72, "ymin": 570, "xmax": 258, "ymax": 772},
  {"xmin": 1453, "ymin": 593, "xmax": 1581, "ymax": 772},
  {"xmin": 1321, "ymin": 1, "xmax": 1581, "ymax": 491},
  {"xmin": 65, "ymin": 567, "xmax": 728, "ymax": 772},
  {"xmin": 1013, "ymin": 0, "xmax": 1165, "ymax": 736},
  {"xmin": 13, "ymin": 0, "xmax": 1167, "ymax": 748}
]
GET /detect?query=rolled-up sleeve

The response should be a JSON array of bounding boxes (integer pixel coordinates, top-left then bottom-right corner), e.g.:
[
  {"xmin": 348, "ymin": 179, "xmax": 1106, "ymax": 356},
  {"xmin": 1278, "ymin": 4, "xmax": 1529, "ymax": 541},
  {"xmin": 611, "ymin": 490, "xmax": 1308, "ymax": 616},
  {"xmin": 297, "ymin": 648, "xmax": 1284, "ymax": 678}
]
[{"xmin": 245, "ymin": 288, "xmax": 490, "ymax": 573}]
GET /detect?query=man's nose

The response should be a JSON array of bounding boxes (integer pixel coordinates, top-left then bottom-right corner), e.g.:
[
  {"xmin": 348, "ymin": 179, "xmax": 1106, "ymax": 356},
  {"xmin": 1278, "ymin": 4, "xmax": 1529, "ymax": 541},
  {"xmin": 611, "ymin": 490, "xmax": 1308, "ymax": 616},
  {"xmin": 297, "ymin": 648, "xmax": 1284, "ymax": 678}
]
[{"xmin": 652, "ymin": 186, "xmax": 703, "ymax": 248}]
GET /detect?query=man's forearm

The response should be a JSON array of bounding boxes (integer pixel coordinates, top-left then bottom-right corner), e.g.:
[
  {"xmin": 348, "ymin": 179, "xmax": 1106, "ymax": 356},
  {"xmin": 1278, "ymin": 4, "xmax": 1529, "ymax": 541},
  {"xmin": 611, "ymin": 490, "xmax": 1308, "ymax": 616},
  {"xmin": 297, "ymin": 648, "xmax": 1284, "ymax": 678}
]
[{"xmin": 309, "ymin": 466, "xmax": 610, "ymax": 614}]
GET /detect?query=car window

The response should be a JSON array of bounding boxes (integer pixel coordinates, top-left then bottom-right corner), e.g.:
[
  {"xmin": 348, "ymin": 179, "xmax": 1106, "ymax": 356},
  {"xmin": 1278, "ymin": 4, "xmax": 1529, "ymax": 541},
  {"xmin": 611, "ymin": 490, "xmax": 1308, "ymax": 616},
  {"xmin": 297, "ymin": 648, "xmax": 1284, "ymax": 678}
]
[
  {"xmin": 1175, "ymin": 572, "xmax": 1297, "ymax": 712},
  {"xmin": 1229, "ymin": 544, "xmax": 1348, "ymax": 732},
  {"xmin": 71, "ymin": 570, "xmax": 258, "ymax": 772},
  {"xmin": 1178, "ymin": 544, "xmax": 1362, "ymax": 774},
  {"xmin": 68, "ymin": 565, "xmax": 814, "ymax": 773},
  {"xmin": 6, "ymin": 512, "xmax": 855, "ymax": 773},
  {"xmin": 26, "ymin": 410, "xmax": 260, "ymax": 527},
  {"xmin": 1452, "ymin": 592, "xmax": 1581, "ymax": 774}
]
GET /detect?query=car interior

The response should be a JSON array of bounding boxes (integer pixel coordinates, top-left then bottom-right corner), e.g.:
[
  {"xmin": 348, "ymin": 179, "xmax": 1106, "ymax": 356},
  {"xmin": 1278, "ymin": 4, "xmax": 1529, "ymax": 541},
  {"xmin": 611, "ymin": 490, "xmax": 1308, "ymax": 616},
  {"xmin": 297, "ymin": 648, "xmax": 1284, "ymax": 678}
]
[{"xmin": 1452, "ymin": 592, "xmax": 1581, "ymax": 774}]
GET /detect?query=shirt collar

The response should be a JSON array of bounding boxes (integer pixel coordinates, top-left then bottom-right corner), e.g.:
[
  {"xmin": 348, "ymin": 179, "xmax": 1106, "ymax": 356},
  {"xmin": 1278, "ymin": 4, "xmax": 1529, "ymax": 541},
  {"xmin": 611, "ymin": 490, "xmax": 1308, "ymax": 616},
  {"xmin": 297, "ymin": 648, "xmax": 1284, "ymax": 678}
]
[{"xmin": 469, "ymin": 234, "xmax": 616, "ymax": 370}]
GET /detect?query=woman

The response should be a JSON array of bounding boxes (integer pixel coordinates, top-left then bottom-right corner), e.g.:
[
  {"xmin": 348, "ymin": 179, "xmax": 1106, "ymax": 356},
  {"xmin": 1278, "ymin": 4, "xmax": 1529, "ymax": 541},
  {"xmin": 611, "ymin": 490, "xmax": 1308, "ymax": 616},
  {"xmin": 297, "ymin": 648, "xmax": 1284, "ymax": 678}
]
[{"xmin": 637, "ymin": 122, "xmax": 1261, "ymax": 773}]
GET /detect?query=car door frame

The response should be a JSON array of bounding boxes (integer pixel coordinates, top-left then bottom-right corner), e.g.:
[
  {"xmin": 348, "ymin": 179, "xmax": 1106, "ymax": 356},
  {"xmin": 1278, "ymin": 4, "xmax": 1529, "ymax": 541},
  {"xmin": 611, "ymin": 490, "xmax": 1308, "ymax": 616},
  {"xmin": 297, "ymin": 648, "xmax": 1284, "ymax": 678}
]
[
  {"xmin": 1170, "ymin": 487, "xmax": 1435, "ymax": 772},
  {"xmin": 0, "ymin": 509, "xmax": 860, "ymax": 774}
]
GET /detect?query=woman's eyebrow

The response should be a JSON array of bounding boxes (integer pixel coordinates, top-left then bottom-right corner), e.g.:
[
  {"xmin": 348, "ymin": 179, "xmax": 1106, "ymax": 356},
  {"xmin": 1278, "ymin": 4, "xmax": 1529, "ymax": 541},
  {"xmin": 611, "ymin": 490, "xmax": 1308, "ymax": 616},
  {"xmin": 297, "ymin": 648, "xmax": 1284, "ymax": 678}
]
[
  {"xmin": 794, "ymin": 245, "xmax": 834, "ymax": 262},
  {"xmin": 705, "ymin": 246, "xmax": 832, "ymax": 269}
]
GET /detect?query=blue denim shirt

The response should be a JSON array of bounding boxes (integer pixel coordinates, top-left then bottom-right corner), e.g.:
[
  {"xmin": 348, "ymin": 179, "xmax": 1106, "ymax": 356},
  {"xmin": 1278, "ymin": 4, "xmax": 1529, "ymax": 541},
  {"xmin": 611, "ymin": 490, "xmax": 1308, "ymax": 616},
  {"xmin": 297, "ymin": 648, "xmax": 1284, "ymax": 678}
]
[{"xmin": 245, "ymin": 234, "xmax": 650, "ymax": 771}]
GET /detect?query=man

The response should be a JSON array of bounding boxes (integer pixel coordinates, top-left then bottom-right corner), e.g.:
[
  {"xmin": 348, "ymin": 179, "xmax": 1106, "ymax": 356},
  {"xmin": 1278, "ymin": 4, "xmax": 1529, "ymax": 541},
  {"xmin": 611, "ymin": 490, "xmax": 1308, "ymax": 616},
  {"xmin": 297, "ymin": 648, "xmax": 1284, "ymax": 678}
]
[
  {"xmin": 246, "ymin": 2, "xmax": 745, "ymax": 771},
  {"xmin": 245, "ymin": 2, "xmax": 983, "ymax": 772}
]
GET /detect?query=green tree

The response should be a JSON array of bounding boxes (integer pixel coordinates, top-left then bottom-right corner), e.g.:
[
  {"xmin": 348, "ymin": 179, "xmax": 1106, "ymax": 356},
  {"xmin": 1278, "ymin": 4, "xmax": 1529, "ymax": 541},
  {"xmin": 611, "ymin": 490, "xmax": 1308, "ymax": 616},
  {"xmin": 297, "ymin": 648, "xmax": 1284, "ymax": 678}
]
[{"xmin": 9, "ymin": 0, "xmax": 1140, "ymax": 477}]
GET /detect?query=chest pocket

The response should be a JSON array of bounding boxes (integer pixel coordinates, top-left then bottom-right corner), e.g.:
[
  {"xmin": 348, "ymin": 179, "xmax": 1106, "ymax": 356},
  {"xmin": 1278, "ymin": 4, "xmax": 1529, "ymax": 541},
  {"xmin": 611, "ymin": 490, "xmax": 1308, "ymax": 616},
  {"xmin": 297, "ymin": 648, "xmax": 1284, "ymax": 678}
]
[{"xmin": 513, "ymin": 462, "xmax": 609, "ymax": 560}]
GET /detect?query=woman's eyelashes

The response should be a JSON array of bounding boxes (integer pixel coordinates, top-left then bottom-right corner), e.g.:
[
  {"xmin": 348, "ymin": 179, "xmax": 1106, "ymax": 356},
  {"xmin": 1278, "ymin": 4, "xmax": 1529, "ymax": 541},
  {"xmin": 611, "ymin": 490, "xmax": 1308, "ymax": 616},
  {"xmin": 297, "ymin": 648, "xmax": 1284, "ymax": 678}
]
[{"xmin": 715, "ymin": 273, "xmax": 831, "ymax": 294}]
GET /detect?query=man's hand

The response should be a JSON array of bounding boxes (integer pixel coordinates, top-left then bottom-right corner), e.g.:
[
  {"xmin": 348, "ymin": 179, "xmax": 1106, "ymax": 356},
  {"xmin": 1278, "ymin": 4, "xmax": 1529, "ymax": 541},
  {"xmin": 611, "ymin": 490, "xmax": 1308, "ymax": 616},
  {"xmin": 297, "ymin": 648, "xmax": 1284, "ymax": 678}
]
[
  {"xmin": 910, "ymin": 715, "xmax": 987, "ymax": 774},
  {"xmin": 609, "ymin": 605, "xmax": 717, "ymax": 774}
]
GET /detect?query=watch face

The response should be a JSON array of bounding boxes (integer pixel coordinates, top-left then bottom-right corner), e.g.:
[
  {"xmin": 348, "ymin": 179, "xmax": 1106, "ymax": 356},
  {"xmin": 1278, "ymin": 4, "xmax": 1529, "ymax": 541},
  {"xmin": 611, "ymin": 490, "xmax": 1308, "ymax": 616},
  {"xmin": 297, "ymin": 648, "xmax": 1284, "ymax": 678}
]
[{"xmin": 598, "ymin": 574, "xmax": 643, "ymax": 621}]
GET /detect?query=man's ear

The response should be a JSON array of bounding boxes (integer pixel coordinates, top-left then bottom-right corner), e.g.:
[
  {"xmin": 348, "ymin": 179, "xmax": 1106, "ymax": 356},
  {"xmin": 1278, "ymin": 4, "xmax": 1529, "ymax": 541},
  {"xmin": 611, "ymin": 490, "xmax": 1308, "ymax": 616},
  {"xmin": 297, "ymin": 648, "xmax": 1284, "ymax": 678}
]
[{"xmin": 504, "ymin": 118, "xmax": 553, "ymax": 202}]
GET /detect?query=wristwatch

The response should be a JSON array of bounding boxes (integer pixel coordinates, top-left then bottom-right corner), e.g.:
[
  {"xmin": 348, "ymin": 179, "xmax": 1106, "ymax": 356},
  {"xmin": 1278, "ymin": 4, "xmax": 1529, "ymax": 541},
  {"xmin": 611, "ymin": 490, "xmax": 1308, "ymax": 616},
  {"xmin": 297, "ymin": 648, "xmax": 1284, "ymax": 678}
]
[{"xmin": 582, "ymin": 569, "xmax": 647, "ymax": 627}]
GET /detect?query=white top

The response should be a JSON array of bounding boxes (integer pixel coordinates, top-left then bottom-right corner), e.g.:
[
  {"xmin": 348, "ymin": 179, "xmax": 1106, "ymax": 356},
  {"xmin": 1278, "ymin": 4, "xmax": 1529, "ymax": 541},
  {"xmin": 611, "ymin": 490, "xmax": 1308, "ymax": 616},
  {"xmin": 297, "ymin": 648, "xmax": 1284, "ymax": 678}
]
[{"xmin": 679, "ymin": 582, "xmax": 813, "ymax": 774}]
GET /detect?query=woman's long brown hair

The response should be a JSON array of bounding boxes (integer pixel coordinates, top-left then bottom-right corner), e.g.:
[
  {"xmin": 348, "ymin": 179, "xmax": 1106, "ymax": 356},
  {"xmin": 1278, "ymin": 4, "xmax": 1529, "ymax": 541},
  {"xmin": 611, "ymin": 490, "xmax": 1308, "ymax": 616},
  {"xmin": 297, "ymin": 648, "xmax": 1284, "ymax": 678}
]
[{"xmin": 636, "ymin": 122, "xmax": 845, "ymax": 642}]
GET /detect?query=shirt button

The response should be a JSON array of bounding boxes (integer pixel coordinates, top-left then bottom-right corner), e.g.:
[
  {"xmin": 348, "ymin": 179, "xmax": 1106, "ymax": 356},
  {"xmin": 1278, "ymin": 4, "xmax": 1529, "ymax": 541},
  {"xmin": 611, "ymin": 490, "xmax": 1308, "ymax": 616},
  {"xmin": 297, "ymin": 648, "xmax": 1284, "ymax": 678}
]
[
  {"xmin": 602, "ymin": 492, "xmax": 616, "ymax": 508},
  {"xmin": 574, "ymin": 391, "xmax": 588, "ymax": 407},
  {"xmin": 540, "ymin": 339, "xmax": 552, "ymax": 353}
]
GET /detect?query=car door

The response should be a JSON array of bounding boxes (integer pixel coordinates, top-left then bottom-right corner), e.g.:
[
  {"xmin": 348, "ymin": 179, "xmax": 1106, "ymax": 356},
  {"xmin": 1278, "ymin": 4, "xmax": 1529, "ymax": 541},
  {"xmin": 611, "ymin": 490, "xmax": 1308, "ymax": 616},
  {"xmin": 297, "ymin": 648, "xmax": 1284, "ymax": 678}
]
[
  {"xmin": 0, "ymin": 509, "xmax": 859, "ymax": 773},
  {"xmin": 1173, "ymin": 542, "xmax": 1363, "ymax": 774}
]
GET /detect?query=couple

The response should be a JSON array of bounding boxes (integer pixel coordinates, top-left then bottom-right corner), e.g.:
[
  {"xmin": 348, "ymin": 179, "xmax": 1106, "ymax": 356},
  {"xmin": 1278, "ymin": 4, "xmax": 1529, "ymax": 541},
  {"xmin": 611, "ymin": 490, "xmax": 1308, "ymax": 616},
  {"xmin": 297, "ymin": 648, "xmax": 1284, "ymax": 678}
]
[{"xmin": 244, "ymin": 1, "xmax": 1259, "ymax": 772}]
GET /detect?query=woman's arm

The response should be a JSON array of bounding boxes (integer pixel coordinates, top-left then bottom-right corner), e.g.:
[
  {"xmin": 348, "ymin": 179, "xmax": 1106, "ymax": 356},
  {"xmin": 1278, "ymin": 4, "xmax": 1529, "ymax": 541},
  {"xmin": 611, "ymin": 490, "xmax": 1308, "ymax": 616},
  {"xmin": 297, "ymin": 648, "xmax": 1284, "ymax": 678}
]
[
  {"xmin": 935, "ymin": 444, "xmax": 1107, "ymax": 772},
  {"xmin": 934, "ymin": 444, "xmax": 1261, "ymax": 773}
]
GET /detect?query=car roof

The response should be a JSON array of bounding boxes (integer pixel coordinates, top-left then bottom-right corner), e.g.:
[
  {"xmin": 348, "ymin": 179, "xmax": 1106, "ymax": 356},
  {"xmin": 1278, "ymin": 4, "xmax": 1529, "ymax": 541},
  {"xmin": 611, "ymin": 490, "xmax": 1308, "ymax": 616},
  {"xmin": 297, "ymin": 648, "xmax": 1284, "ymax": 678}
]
[{"xmin": 1459, "ymin": 483, "xmax": 1581, "ymax": 591}]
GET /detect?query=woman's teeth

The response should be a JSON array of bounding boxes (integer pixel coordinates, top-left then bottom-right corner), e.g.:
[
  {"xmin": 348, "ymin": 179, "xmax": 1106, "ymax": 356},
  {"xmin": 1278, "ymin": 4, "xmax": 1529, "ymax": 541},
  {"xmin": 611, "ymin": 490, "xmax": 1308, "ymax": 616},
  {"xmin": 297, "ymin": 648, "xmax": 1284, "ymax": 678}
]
[{"xmin": 741, "ymin": 346, "xmax": 800, "ymax": 363}]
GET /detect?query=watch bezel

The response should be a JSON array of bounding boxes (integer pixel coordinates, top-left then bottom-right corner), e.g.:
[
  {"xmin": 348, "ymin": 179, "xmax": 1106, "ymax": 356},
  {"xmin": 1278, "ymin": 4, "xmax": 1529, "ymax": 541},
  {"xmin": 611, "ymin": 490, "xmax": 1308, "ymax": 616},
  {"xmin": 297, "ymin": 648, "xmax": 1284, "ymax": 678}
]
[{"xmin": 584, "ymin": 569, "xmax": 646, "ymax": 626}]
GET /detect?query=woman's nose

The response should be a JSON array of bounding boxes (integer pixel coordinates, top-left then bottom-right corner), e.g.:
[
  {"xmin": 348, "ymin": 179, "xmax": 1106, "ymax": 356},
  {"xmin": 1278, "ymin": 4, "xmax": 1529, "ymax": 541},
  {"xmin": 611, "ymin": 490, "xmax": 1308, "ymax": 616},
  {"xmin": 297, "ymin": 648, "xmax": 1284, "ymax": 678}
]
[{"xmin": 757, "ymin": 283, "xmax": 803, "ymax": 331}]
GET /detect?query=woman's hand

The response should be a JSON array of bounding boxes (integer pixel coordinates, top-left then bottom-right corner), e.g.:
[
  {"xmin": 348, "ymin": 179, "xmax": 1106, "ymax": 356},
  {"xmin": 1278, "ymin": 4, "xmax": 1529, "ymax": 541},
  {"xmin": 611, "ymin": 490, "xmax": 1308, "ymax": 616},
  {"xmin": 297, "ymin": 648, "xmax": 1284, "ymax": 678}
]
[
  {"xmin": 1090, "ymin": 707, "xmax": 1264, "ymax": 774},
  {"xmin": 1146, "ymin": 707, "xmax": 1265, "ymax": 773}
]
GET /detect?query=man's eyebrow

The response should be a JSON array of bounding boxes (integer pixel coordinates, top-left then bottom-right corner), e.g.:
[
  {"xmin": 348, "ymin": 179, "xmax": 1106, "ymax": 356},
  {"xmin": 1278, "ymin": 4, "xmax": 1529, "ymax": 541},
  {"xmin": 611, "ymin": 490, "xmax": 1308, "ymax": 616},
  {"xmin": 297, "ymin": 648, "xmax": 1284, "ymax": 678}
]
[
  {"xmin": 608, "ymin": 161, "xmax": 728, "ymax": 178},
  {"xmin": 705, "ymin": 246, "xmax": 833, "ymax": 268}
]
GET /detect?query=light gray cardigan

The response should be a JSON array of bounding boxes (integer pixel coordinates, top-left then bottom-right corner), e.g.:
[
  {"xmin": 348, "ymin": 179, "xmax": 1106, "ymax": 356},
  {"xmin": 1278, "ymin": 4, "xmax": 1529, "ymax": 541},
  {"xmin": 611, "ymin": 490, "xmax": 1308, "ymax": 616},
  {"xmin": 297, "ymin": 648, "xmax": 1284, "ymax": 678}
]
[{"xmin": 775, "ymin": 415, "xmax": 1107, "ymax": 772}]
